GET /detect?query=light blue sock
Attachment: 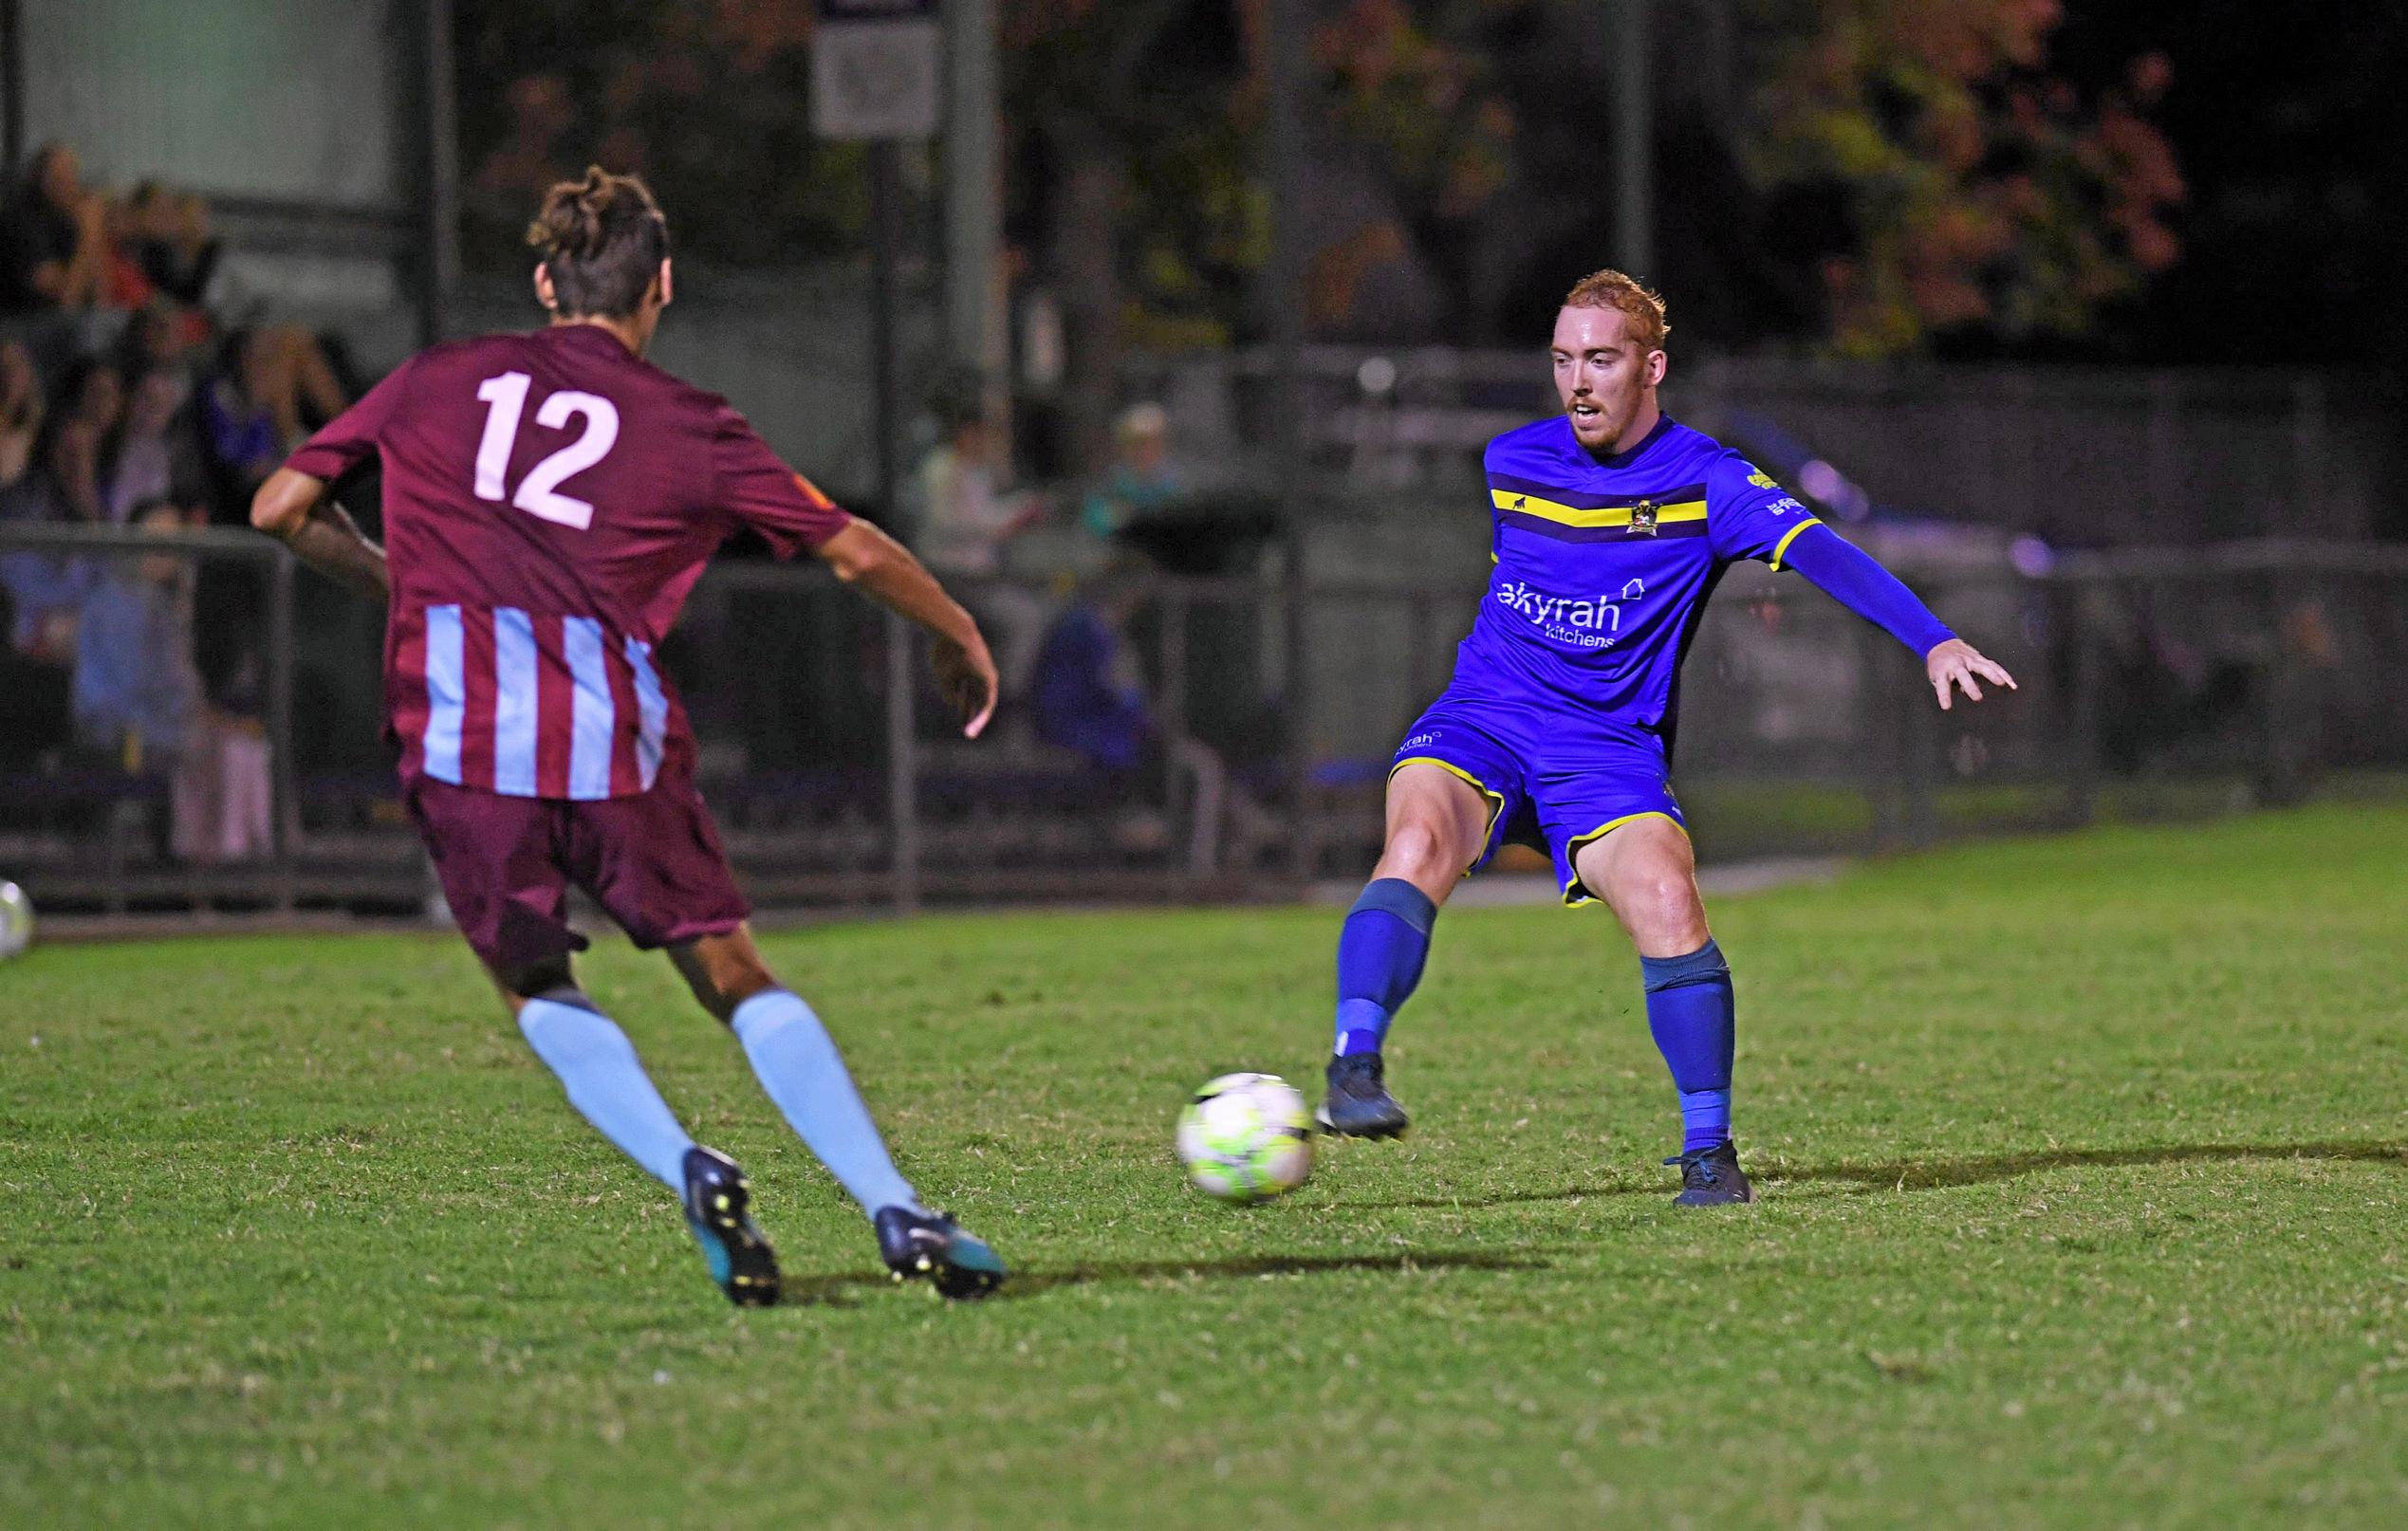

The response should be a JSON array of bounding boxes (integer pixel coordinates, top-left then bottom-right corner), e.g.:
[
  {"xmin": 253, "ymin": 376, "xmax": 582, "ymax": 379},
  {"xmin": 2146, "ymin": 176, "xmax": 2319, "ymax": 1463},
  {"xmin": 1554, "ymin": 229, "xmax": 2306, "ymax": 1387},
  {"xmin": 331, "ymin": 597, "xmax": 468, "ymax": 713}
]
[
  {"xmin": 517, "ymin": 997, "xmax": 695, "ymax": 1190},
  {"xmin": 730, "ymin": 988, "xmax": 921, "ymax": 1218}
]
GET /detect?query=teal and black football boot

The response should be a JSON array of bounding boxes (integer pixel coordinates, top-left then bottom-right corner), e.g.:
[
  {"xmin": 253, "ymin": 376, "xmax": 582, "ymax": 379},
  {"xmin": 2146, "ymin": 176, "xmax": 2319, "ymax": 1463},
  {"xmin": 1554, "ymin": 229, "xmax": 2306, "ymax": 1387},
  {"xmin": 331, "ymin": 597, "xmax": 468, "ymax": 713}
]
[
  {"xmin": 681, "ymin": 1145, "xmax": 781, "ymax": 1306},
  {"xmin": 875, "ymin": 1208, "xmax": 1007, "ymax": 1300}
]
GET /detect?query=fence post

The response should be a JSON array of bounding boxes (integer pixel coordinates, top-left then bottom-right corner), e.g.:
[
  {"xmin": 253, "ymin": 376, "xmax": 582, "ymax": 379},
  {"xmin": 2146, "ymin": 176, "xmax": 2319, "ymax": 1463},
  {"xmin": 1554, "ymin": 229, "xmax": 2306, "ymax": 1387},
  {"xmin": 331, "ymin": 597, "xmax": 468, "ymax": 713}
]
[
  {"xmin": 2291, "ymin": 375, "xmax": 2327, "ymax": 535},
  {"xmin": 884, "ymin": 611, "xmax": 920, "ymax": 914},
  {"xmin": 2062, "ymin": 578, "xmax": 2101, "ymax": 828},
  {"xmin": 267, "ymin": 549, "xmax": 298, "ymax": 913},
  {"xmin": 1159, "ymin": 583, "xmax": 1189, "ymax": 882}
]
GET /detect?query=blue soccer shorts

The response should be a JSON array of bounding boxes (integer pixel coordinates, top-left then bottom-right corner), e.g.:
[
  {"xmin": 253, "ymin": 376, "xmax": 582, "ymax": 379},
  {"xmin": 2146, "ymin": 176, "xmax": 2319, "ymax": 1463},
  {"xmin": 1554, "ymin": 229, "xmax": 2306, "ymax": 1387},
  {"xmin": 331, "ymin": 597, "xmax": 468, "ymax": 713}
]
[{"xmin": 1388, "ymin": 691, "xmax": 1685, "ymax": 907}]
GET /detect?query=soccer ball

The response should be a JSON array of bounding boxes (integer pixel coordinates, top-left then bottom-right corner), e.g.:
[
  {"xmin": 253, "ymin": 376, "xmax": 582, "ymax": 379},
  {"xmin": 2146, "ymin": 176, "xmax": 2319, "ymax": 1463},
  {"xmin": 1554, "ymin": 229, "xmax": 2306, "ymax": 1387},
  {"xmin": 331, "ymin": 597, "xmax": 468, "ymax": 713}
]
[
  {"xmin": 0, "ymin": 880, "xmax": 31, "ymax": 960},
  {"xmin": 1176, "ymin": 1073, "xmax": 1313, "ymax": 1203}
]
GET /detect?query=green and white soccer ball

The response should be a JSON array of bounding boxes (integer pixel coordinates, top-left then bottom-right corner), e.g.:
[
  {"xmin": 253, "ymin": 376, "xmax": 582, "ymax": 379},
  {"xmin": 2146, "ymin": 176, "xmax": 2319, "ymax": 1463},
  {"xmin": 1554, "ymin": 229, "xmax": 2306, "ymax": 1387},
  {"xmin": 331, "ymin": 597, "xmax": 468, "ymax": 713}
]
[
  {"xmin": 1176, "ymin": 1072, "xmax": 1313, "ymax": 1203},
  {"xmin": 0, "ymin": 880, "xmax": 31, "ymax": 961}
]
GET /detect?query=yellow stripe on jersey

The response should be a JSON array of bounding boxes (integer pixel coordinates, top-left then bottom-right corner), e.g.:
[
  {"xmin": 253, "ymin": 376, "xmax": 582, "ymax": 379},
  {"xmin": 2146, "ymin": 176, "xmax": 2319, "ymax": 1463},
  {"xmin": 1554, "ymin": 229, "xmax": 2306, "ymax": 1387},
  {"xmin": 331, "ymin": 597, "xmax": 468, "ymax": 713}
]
[
  {"xmin": 1768, "ymin": 517, "xmax": 1824, "ymax": 571},
  {"xmin": 1490, "ymin": 488, "xmax": 1708, "ymax": 529}
]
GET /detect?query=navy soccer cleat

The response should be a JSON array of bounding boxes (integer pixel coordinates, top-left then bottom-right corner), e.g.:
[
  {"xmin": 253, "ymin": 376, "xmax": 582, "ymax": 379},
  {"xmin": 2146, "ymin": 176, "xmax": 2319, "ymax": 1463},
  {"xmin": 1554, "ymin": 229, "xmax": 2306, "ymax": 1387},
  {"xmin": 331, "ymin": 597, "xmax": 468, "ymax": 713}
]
[
  {"xmin": 1664, "ymin": 1142, "xmax": 1756, "ymax": 1207},
  {"xmin": 875, "ymin": 1208, "xmax": 1007, "ymax": 1300},
  {"xmin": 681, "ymin": 1145, "xmax": 781, "ymax": 1306},
  {"xmin": 1315, "ymin": 1051, "xmax": 1411, "ymax": 1139}
]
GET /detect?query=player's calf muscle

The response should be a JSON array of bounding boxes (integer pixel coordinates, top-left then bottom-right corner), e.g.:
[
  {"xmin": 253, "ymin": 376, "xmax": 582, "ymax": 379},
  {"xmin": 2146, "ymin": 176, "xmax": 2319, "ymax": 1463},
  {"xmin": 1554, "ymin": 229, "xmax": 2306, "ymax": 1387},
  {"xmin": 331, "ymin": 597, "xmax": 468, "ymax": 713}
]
[{"xmin": 671, "ymin": 930, "xmax": 780, "ymax": 1022}]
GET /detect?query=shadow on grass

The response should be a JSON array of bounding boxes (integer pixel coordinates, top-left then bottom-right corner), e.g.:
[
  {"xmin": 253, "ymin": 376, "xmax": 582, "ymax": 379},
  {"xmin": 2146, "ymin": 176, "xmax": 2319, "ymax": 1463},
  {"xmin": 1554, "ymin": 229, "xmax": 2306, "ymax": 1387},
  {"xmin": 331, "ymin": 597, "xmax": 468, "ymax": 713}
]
[
  {"xmin": 1774, "ymin": 1138, "xmax": 2406, "ymax": 1196},
  {"xmin": 775, "ymin": 1249, "xmax": 1547, "ymax": 1307},
  {"xmin": 1329, "ymin": 1139, "xmax": 2404, "ymax": 1213},
  {"xmin": 1336, "ymin": 1181, "xmax": 1662, "ymax": 1211}
]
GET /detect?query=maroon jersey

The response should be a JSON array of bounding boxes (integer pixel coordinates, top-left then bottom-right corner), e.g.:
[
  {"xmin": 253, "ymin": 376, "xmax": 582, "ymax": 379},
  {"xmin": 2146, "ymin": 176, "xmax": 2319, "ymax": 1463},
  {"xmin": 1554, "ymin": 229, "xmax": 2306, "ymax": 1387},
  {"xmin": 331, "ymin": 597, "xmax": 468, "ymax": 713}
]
[{"xmin": 286, "ymin": 324, "xmax": 850, "ymax": 800}]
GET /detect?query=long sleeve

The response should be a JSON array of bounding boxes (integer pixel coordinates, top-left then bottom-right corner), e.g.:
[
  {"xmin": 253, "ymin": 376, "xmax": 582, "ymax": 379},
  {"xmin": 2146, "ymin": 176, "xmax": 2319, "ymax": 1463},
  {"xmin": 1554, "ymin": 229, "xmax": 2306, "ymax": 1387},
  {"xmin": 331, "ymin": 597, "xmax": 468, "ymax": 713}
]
[{"xmin": 1777, "ymin": 522, "xmax": 1954, "ymax": 657}]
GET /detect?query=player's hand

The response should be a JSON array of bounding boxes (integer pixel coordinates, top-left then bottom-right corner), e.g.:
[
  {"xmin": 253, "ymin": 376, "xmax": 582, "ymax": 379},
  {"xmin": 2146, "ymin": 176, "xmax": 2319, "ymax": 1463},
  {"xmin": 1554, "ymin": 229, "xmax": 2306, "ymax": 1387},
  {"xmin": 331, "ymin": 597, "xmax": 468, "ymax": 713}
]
[
  {"xmin": 1925, "ymin": 637, "xmax": 2016, "ymax": 710},
  {"xmin": 933, "ymin": 630, "xmax": 999, "ymax": 739}
]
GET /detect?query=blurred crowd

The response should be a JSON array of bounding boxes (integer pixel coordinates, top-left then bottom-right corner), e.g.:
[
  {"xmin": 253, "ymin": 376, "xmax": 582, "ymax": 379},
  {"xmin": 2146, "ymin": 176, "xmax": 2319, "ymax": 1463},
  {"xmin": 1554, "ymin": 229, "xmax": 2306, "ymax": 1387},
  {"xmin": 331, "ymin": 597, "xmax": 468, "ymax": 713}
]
[{"xmin": 0, "ymin": 143, "xmax": 353, "ymax": 861}]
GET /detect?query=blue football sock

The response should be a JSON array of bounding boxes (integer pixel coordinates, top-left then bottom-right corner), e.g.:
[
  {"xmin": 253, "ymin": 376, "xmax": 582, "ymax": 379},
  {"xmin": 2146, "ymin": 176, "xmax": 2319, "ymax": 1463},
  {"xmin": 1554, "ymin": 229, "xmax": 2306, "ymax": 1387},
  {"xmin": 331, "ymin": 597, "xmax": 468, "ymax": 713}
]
[
  {"xmin": 1639, "ymin": 939, "xmax": 1735, "ymax": 1153},
  {"xmin": 1333, "ymin": 877, "xmax": 1437, "ymax": 1057},
  {"xmin": 517, "ymin": 997, "xmax": 695, "ymax": 1190},
  {"xmin": 730, "ymin": 988, "xmax": 921, "ymax": 1218}
]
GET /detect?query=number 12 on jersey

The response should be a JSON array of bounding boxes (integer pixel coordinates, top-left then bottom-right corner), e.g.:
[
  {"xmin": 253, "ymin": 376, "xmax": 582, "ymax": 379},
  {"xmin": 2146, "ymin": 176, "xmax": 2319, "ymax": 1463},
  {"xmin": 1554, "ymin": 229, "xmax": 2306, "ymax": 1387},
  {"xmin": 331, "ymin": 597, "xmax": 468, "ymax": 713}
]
[{"xmin": 473, "ymin": 371, "xmax": 620, "ymax": 530}]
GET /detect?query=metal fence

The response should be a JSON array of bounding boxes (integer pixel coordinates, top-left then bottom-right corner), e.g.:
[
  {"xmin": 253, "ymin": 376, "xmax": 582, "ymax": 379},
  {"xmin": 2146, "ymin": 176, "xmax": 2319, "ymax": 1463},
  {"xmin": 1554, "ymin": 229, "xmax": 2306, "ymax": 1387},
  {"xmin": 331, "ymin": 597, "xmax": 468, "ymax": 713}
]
[{"xmin": 4, "ymin": 522, "xmax": 2404, "ymax": 924}]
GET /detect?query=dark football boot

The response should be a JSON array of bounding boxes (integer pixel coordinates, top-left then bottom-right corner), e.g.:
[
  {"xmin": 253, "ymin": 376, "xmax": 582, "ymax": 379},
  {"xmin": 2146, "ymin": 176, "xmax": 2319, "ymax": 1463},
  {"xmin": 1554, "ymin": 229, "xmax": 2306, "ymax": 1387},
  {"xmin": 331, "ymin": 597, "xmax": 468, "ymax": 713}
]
[
  {"xmin": 681, "ymin": 1145, "xmax": 781, "ymax": 1306},
  {"xmin": 1315, "ymin": 1051, "xmax": 1411, "ymax": 1139},
  {"xmin": 874, "ymin": 1207, "xmax": 1007, "ymax": 1300},
  {"xmin": 1664, "ymin": 1141, "xmax": 1756, "ymax": 1207}
]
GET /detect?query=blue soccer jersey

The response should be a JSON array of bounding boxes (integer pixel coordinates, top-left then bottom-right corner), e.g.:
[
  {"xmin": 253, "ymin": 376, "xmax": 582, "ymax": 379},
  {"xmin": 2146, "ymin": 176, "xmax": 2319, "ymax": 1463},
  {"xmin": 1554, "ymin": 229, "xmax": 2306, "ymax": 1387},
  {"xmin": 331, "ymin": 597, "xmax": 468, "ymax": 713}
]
[
  {"xmin": 1463, "ymin": 413, "xmax": 1819, "ymax": 727},
  {"xmin": 1394, "ymin": 413, "xmax": 1824, "ymax": 904}
]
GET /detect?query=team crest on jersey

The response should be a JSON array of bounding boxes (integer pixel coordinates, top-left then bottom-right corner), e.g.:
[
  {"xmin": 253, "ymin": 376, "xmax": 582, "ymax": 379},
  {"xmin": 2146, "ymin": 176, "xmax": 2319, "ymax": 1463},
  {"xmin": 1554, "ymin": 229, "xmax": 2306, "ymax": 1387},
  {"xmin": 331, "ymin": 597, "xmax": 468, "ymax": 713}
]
[
  {"xmin": 1747, "ymin": 469, "xmax": 1778, "ymax": 489},
  {"xmin": 1629, "ymin": 499, "xmax": 1659, "ymax": 535}
]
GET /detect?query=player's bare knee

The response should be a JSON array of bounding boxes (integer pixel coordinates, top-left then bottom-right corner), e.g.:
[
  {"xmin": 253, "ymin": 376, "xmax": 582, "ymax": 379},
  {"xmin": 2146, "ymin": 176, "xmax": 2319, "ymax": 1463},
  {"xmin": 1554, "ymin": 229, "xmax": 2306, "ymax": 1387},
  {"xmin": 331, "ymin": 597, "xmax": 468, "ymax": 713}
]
[
  {"xmin": 1380, "ymin": 820, "xmax": 1464, "ymax": 891},
  {"xmin": 1621, "ymin": 875, "xmax": 1708, "ymax": 953}
]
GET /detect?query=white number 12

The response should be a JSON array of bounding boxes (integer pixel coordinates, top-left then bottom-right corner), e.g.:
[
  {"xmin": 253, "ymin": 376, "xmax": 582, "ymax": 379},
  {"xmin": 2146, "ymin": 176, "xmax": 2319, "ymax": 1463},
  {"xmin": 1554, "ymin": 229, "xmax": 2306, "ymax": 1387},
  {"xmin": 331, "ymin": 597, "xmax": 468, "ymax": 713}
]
[{"xmin": 472, "ymin": 371, "xmax": 620, "ymax": 530}]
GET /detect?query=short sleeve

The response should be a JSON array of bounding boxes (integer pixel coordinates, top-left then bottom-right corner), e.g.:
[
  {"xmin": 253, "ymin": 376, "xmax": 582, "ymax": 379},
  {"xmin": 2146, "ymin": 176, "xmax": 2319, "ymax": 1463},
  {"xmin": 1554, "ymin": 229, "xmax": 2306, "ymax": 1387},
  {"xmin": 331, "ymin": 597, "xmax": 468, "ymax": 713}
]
[
  {"xmin": 711, "ymin": 404, "xmax": 852, "ymax": 558},
  {"xmin": 283, "ymin": 357, "xmax": 416, "ymax": 482},
  {"xmin": 1705, "ymin": 453, "xmax": 1823, "ymax": 569}
]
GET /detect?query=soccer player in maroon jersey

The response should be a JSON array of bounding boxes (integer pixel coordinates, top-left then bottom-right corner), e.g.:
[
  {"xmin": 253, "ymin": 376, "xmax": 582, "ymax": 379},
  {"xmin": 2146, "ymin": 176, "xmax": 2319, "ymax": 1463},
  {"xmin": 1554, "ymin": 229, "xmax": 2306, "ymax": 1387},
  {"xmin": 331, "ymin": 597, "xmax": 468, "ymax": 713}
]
[{"xmin": 250, "ymin": 168, "xmax": 1005, "ymax": 1303}]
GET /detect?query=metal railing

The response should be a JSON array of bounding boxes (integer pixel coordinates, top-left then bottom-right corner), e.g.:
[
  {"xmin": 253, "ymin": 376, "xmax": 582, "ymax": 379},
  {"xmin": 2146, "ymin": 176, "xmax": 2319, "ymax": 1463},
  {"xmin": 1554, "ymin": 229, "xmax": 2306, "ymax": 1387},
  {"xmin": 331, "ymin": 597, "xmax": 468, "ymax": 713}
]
[{"xmin": 4, "ymin": 522, "xmax": 2403, "ymax": 924}]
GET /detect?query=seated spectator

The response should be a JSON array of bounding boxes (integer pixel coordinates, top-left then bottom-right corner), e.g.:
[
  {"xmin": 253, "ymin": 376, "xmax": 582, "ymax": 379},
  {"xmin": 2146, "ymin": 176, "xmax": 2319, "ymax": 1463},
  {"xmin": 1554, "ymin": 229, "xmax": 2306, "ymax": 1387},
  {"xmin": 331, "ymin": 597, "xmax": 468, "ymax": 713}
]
[
  {"xmin": 912, "ymin": 386, "xmax": 1051, "ymax": 692},
  {"xmin": 0, "ymin": 358, "xmax": 120, "ymax": 655},
  {"xmin": 71, "ymin": 497, "xmax": 271, "ymax": 858},
  {"xmin": 16, "ymin": 357, "xmax": 122, "ymax": 524},
  {"xmin": 1081, "ymin": 402, "xmax": 1183, "ymax": 540},
  {"xmin": 200, "ymin": 327, "xmax": 349, "ymax": 511},
  {"xmin": 0, "ymin": 581, "xmax": 72, "ymax": 768},
  {"xmin": 1034, "ymin": 566, "xmax": 1154, "ymax": 772},
  {"xmin": 73, "ymin": 499, "xmax": 199, "ymax": 759},
  {"xmin": 123, "ymin": 181, "xmax": 222, "ymax": 310},
  {"xmin": 1033, "ymin": 563, "xmax": 1252, "ymax": 874},
  {"xmin": 0, "ymin": 340, "xmax": 41, "ymax": 489},
  {"xmin": 0, "ymin": 143, "xmax": 106, "ymax": 316},
  {"xmin": 106, "ymin": 365, "xmax": 202, "ymax": 523},
  {"xmin": 115, "ymin": 300, "xmax": 203, "ymax": 382}
]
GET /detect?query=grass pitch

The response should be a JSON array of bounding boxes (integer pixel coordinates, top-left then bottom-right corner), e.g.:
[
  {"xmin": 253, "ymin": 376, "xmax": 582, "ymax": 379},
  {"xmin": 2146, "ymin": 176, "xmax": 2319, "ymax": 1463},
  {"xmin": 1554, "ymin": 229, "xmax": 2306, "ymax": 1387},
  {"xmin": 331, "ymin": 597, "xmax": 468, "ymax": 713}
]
[{"xmin": 4, "ymin": 804, "xmax": 2405, "ymax": 1529}]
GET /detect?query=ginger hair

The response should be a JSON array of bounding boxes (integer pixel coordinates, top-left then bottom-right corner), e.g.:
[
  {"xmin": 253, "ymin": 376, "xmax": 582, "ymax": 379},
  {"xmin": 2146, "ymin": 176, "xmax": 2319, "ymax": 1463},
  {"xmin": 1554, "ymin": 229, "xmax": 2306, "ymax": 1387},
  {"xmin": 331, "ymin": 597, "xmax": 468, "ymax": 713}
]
[{"xmin": 1561, "ymin": 268, "xmax": 1669, "ymax": 354}]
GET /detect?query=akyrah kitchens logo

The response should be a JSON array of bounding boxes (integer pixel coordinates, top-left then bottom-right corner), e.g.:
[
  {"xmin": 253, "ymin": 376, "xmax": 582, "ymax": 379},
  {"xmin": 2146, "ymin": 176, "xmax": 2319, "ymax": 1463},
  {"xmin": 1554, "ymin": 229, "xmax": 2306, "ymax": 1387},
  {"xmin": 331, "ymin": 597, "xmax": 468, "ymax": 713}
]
[{"xmin": 1492, "ymin": 575, "xmax": 1647, "ymax": 650}]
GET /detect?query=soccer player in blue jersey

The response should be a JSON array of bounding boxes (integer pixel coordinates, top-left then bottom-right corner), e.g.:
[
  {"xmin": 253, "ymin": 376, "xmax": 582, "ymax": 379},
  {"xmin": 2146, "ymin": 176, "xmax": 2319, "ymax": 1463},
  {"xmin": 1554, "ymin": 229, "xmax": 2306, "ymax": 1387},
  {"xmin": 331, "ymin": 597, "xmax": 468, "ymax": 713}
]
[{"xmin": 1316, "ymin": 269, "xmax": 2016, "ymax": 1204}]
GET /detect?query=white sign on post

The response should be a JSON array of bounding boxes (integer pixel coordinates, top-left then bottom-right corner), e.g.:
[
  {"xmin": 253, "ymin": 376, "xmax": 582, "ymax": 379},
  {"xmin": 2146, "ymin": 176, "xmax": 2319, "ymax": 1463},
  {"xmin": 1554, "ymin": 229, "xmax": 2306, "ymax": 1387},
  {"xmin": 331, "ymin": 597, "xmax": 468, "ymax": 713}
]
[{"xmin": 812, "ymin": 1, "xmax": 943, "ymax": 142}]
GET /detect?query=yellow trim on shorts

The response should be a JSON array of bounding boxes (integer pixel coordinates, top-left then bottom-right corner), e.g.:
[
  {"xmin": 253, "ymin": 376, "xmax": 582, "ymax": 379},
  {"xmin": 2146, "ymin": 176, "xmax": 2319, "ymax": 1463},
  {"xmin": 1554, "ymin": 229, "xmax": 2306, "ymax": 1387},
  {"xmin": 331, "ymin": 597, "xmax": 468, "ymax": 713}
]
[
  {"xmin": 1558, "ymin": 810, "xmax": 1690, "ymax": 908},
  {"xmin": 1389, "ymin": 756, "xmax": 1507, "ymax": 878},
  {"xmin": 1767, "ymin": 517, "xmax": 1824, "ymax": 572}
]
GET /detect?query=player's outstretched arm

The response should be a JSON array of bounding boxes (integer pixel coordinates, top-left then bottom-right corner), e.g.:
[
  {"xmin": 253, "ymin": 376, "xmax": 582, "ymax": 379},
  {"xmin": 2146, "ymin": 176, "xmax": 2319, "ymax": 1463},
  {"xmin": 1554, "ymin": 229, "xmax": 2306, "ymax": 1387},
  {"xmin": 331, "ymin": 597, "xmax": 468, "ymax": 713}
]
[
  {"xmin": 815, "ymin": 519, "xmax": 998, "ymax": 738},
  {"xmin": 250, "ymin": 466, "xmax": 389, "ymax": 601},
  {"xmin": 1778, "ymin": 522, "xmax": 2015, "ymax": 710}
]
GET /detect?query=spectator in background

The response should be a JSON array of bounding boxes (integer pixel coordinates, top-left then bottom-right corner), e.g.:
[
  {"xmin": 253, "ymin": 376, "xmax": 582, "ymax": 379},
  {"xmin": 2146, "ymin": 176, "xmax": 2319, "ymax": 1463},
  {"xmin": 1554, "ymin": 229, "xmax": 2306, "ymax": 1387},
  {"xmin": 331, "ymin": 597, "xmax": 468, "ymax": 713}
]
[
  {"xmin": 73, "ymin": 498, "xmax": 198, "ymax": 759},
  {"xmin": 0, "ymin": 359, "xmax": 120, "ymax": 660},
  {"xmin": 124, "ymin": 181, "xmax": 221, "ymax": 311},
  {"xmin": 0, "ymin": 340, "xmax": 42, "ymax": 489},
  {"xmin": 21, "ymin": 358, "xmax": 121, "ymax": 524},
  {"xmin": 1081, "ymin": 402, "xmax": 1183, "ymax": 542},
  {"xmin": 199, "ymin": 327, "xmax": 349, "ymax": 511},
  {"xmin": 69, "ymin": 496, "xmax": 269, "ymax": 857},
  {"xmin": 113, "ymin": 301, "xmax": 200, "ymax": 391},
  {"xmin": 0, "ymin": 143, "xmax": 106, "ymax": 316},
  {"xmin": 105, "ymin": 365, "xmax": 201, "ymax": 523},
  {"xmin": 1035, "ymin": 563, "xmax": 1155, "ymax": 772},
  {"xmin": 912, "ymin": 385, "xmax": 1050, "ymax": 692},
  {"xmin": 1033, "ymin": 562, "xmax": 1249, "ymax": 875}
]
